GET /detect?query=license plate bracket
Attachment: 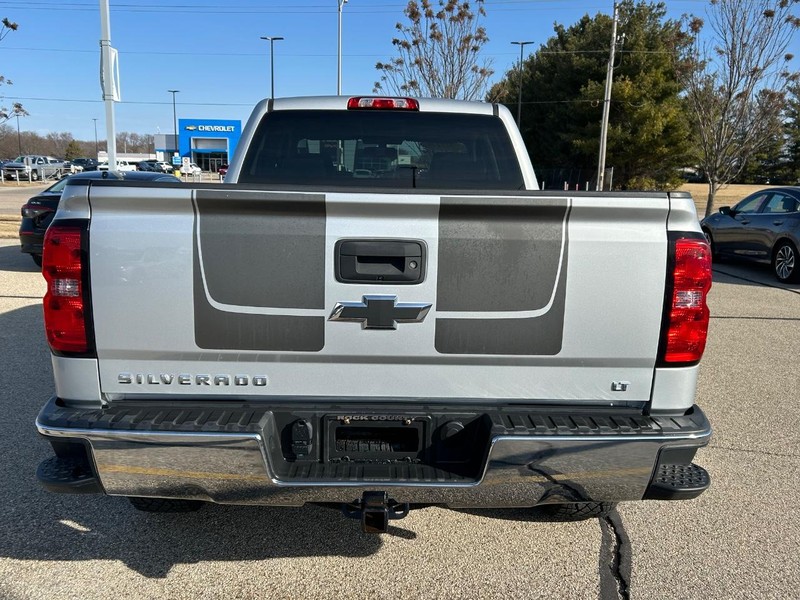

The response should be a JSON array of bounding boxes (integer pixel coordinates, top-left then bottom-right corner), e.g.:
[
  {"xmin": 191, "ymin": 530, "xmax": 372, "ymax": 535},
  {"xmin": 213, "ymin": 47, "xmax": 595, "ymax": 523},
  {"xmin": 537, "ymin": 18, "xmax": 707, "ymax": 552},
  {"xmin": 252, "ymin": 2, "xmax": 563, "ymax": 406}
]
[{"xmin": 324, "ymin": 415, "xmax": 427, "ymax": 463}]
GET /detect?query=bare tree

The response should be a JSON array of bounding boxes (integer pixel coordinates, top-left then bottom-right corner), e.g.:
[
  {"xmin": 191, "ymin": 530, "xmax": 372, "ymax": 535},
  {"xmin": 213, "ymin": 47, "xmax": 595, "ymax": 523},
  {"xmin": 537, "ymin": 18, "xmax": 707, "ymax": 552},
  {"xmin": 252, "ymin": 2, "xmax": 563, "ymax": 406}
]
[
  {"xmin": 0, "ymin": 128, "xmax": 106, "ymax": 159},
  {"xmin": 681, "ymin": 0, "xmax": 800, "ymax": 217},
  {"xmin": 373, "ymin": 0, "xmax": 493, "ymax": 100},
  {"xmin": 127, "ymin": 132, "xmax": 155, "ymax": 153},
  {"xmin": 114, "ymin": 132, "xmax": 154, "ymax": 154},
  {"xmin": 0, "ymin": 17, "xmax": 27, "ymax": 123}
]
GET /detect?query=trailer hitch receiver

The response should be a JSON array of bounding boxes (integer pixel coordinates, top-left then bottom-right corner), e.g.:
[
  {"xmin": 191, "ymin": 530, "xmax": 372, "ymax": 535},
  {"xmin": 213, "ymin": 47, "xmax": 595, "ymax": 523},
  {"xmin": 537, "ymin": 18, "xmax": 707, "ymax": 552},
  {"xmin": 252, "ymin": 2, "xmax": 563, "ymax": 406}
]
[{"xmin": 342, "ymin": 491, "xmax": 410, "ymax": 533}]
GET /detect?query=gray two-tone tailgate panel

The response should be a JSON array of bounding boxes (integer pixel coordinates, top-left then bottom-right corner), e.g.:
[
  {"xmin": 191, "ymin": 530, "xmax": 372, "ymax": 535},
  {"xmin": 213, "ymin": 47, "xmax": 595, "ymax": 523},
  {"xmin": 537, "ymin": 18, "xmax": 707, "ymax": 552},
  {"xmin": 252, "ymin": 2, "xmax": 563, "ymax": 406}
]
[
  {"xmin": 436, "ymin": 197, "xmax": 569, "ymax": 355},
  {"xmin": 193, "ymin": 191, "xmax": 326, "ymax": 351}
]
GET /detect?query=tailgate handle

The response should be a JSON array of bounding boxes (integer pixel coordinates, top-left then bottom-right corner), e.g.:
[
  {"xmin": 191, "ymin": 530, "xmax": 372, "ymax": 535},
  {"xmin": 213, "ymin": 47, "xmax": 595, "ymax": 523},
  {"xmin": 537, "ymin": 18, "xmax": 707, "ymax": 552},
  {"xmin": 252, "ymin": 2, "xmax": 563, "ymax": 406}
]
[{"xmin": 336, "ymin": 240, "xmax": 425, "ymax": 284}]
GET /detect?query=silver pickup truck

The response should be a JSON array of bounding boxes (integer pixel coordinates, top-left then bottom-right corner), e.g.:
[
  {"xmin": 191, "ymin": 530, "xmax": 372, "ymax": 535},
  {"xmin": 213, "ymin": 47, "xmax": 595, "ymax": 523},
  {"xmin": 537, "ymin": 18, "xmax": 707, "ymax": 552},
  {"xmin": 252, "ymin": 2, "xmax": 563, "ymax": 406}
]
[
  {"xmin": 3, "ymin": 155, "xmax": 67, "ymax": 181},
  {"xmin": 35, "ymin": 96, "xmax": 712, "ymax": 533}
]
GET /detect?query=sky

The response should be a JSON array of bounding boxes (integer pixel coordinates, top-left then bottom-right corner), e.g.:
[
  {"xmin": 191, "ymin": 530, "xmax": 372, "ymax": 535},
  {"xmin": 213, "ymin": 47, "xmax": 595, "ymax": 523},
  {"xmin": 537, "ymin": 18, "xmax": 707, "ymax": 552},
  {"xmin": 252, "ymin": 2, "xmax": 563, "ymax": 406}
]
[{"xmin": 0, "ymin": 0, "xmax": 795, "ymax": 143}]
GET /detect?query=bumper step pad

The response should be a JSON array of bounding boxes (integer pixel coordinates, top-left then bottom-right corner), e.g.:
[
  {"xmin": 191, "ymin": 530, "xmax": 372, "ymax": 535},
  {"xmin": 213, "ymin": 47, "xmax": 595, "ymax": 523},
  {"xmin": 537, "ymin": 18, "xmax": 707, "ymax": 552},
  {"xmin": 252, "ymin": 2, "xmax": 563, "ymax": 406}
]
[
  {"xmin": 37, "ymin": 455, "xmax": 103, "ymax": 494},
  {"xmin": 644, "ymin": 463, "xmax": 710, "ymax": 500}
]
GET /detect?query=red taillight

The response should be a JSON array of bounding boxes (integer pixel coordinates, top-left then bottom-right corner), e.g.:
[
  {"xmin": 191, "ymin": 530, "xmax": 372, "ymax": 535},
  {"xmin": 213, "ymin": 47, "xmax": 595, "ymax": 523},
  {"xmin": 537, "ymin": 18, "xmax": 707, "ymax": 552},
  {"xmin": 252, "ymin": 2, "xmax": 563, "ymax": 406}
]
[
  {"xmin": 42, "ymin": 224, "xmax": 91, "ymax": 354},
  {"xmin": 661, "ymin": 237, "xmax": 712, "ymax": 364},
  {"xmin": 347, "ymin": 97, "xmax": 420, "ymax": 110},
  {"xmin": 21, "ymin": 204, "xmax": 55, "ymax": 218}
]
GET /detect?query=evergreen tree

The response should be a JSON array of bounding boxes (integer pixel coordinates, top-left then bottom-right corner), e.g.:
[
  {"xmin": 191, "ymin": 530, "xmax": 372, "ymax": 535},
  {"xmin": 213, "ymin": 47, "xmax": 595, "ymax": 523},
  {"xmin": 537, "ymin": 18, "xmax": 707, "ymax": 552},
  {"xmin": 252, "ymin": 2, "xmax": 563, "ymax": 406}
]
[
  {"xmin": 64, "ymin": 140, "xmax": 82, "ymax": 162},
  {"xmin": 782, "ymin": 82, "xmax": 800, "ymax": 184},
  {"xmin": 488, "ymin": 1, "xmax": 693, "ymax": 190}
]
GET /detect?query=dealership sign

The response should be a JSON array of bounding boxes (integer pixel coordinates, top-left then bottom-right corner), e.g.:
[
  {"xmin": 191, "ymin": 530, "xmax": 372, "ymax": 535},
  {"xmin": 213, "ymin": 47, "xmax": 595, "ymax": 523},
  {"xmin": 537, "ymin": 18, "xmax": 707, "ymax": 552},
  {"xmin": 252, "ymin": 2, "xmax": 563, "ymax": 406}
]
[
  {"xmin": 185, "ymin": 124, "xmax": 236, "ymax": 132},
  {"xmin": 176, "ymin": 119, "xmax": 242, "ymax": 160}
]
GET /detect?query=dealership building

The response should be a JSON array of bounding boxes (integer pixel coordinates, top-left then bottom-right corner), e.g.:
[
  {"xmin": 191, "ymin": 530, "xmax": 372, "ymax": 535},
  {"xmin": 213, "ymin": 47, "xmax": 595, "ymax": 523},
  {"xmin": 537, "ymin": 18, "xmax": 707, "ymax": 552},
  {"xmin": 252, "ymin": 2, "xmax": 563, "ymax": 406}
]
[{"xmin": 154, "ymin": 118, "xmax": 242, "ymax": 172}]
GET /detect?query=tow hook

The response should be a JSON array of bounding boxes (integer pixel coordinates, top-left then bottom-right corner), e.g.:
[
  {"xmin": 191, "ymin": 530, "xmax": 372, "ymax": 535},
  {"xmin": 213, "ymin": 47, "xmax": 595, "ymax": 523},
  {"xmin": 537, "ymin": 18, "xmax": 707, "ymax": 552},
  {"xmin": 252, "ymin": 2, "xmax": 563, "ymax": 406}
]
[{"xmin": 341, "ymin": 491, "xmax": 410, "ymax": 533}]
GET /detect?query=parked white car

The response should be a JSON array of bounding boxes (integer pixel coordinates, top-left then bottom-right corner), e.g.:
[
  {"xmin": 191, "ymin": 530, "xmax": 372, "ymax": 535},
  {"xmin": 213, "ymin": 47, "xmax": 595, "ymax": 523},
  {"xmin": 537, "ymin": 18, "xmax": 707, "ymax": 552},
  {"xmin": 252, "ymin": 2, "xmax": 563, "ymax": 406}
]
[
  {"xmin": 98, "ymin": 160, "xmax": 137, "ymax": 172},
  {"xmin": 181, "ymin": 162, "xmax": 202, "ymax": 175}
]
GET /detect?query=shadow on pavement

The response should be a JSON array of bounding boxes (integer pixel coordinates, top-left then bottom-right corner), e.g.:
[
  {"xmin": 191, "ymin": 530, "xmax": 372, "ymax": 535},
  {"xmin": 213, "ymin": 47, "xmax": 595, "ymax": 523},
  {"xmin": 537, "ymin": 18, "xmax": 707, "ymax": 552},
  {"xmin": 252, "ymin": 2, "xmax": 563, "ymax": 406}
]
[
  {"xmin": 453, "ymin": 506, "xmax": 568, "ymax": 523},
  {"xmin": 0, "ymin": 242, "xmax": 40, "ymax": 274},
  {"xmin": 2, "ymin": 493, "xmax": 384, "ymax": 578},
  {"xmin": 712, "ymin": 262, "xmax": 800, "ymax": 292}
]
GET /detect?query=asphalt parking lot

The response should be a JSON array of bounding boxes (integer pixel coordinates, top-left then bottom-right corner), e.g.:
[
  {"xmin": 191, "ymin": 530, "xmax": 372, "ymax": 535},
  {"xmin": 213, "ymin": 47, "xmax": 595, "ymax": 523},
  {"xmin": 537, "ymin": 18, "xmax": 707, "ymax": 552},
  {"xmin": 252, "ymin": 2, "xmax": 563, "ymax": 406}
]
[
  {"xmin": 0, "ymin": 182, "xmax": 49, "ymax": 216},
  {"xmin": 0, "ymin": 239, "xmax": 798, "ymax": 600}
]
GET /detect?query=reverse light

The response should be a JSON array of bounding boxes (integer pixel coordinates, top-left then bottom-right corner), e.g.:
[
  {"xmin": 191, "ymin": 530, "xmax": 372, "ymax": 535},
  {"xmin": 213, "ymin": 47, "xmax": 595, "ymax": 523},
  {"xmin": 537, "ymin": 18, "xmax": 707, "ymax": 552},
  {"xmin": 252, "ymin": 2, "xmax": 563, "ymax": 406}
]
[
  {"xmin": 42, "ymin": 223, "xmax": 93, "ymax": 355},
  {"xmin": 660, "ymin": 237, "xmax": 712, "ymax": 364},
  {"xmin": 347, "ymin": 97, "xmax": 420, "ymax": 111}
]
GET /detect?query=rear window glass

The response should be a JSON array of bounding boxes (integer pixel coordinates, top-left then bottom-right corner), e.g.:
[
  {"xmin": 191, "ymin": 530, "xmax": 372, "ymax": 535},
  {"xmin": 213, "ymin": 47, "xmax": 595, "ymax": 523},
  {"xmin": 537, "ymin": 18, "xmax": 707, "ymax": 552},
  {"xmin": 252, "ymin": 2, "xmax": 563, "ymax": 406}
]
[{"xmin": 239, "ymin": 110, "xmax": 524, "ymax": 190}]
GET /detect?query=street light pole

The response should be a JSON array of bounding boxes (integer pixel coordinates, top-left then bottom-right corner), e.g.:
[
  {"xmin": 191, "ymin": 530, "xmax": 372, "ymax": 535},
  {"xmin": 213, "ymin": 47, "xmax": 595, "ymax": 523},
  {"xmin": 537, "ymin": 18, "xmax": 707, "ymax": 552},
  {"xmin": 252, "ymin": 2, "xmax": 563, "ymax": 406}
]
[
  {"xmin": 99, "ymin": 0, "xmax": 118, "ymax": 169},
  {"xmin": 511, "ymin": 41, "xmax": 534, "ymax": 130},
  {"xmin": 260, "ymin": 36, "xmax": 284, "ymax": 100},
  {"xmin": 168, "ymin": 90, "xmax": 179, "ymax": 163},
  {"xmin": 596, "ymin": 2, "xmax": 621, "ymax": 192},
  {"xmin": 92, "ymin": 118, "xmax": 99, "ymax": 158},
  {"xmin": 337, "ymin": 0, "xmax": 348, "ymax": 95},
  {"xmin": 15, "ymin": 114, "xmax": 21, "ymax": 156}
]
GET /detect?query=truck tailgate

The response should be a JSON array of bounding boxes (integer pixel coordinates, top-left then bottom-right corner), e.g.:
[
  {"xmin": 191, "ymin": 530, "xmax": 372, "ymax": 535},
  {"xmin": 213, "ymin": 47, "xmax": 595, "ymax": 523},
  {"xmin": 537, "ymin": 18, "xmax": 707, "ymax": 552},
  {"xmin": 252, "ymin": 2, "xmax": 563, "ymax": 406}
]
[{"xmin": 87, "ymin": 185, "xmax": 669, "ymax": 403}]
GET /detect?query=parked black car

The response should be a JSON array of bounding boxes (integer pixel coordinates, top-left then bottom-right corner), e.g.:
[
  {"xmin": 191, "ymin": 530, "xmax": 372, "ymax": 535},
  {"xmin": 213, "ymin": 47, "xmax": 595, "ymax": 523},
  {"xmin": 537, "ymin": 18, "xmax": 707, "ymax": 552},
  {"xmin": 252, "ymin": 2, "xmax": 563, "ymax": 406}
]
[
  {"xmin": 137, "ymin": 160, "xmax": 158, "ymax": 171},
  {"xmin": 19, "ymin": 170, "xmax": 181, "ymax": 267},
  {"xmin": 137, "ymin": 160, "xmax": 174, "ymax": 173},
  {"xmin": 700, "ymin": 187, "xmax": 800, "ymax": 283},
  {"xmin": 71, "ymin": 158, "xmax": 99, "ymax": 171}
]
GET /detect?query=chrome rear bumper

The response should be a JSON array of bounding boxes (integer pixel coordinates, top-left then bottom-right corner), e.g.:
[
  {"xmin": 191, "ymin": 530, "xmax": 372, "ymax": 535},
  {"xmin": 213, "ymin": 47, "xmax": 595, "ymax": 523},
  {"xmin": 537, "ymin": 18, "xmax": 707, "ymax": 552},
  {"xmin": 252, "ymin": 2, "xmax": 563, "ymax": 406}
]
[{"xmin": 36, "ymin": 398, "xmax": 711, "ymax": 507}]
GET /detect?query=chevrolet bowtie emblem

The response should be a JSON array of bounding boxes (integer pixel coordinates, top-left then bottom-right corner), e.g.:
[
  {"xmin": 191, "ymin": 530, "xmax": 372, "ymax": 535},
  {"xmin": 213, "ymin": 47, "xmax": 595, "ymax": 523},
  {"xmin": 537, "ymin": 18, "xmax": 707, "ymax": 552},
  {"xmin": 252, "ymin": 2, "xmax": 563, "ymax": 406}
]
[{"xmin": 329, "ymin": 295, "xmax": 432, "ymax": 330}]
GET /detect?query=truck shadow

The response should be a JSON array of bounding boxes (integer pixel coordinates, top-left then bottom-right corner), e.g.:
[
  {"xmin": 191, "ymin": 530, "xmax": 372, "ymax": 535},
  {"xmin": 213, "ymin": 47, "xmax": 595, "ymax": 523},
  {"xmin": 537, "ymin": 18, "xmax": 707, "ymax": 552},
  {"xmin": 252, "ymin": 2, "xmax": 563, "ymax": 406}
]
[{"xmin": 4, "ymin": 499, "xmax": 384, "ymax": 578}]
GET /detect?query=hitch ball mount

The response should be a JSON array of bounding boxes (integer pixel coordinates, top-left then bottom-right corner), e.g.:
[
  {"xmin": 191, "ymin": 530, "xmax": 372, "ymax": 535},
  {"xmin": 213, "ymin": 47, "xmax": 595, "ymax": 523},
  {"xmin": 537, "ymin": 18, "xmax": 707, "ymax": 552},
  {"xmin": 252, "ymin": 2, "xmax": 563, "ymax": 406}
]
[{"xmin": 342, "ymin": 491, "xmax": 410, "ymax": 533}]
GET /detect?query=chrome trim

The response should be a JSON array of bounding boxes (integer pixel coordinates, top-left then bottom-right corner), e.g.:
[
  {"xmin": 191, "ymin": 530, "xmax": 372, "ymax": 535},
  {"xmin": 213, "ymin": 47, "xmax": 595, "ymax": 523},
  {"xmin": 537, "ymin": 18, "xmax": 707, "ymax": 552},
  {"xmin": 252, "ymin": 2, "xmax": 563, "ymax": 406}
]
[
  {"xmin": 36, "ymin": 418, "xmax": 711, "ymax": 508},
  {"xmin": 37, "ymin": 421, "xmax": 711, "ymax": 447}
]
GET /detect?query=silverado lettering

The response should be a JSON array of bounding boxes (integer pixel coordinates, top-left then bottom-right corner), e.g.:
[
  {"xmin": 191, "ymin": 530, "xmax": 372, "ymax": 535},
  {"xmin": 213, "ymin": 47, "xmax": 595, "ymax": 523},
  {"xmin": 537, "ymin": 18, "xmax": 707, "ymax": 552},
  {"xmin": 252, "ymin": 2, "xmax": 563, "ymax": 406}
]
[{"xmin": 117, "ymin": 373, "xmax": 268, "ymax": 386}]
